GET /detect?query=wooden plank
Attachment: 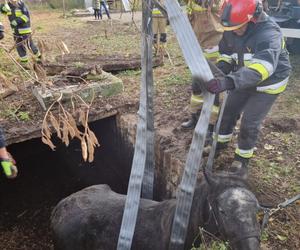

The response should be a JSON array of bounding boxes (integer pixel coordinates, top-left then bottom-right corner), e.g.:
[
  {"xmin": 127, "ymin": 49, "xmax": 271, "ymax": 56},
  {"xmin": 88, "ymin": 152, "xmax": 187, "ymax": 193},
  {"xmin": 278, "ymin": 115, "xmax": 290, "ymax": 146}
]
[{"xmin": 281, "ymin": 28, "xmax": 300, "ymax": 38}]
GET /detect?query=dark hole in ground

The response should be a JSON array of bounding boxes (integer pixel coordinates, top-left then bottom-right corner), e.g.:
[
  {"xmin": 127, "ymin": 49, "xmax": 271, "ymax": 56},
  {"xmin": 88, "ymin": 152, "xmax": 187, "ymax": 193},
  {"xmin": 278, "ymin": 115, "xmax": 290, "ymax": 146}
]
[{"xmin": 0, "ymin": 116, "xmax": 134, "ymax": 250}]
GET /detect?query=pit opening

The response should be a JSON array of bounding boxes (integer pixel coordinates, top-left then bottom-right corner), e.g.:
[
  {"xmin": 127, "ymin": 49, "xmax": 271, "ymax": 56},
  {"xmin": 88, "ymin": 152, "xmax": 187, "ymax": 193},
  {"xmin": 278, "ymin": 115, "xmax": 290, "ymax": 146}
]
[{"xmin": 0, "ymin": 116, "xmax": 138, "ymax": 249}]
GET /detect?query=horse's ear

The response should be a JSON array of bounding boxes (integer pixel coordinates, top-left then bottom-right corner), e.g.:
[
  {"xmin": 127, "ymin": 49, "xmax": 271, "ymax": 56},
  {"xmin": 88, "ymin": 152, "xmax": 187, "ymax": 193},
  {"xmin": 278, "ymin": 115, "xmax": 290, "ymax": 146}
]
[
  {"xmin": 203, "ymin": 165, "xmax": 220, "ymax": 187},
  {"xmin": 232, "ymin": 166, "xmax": 248, "ymax": 180}
]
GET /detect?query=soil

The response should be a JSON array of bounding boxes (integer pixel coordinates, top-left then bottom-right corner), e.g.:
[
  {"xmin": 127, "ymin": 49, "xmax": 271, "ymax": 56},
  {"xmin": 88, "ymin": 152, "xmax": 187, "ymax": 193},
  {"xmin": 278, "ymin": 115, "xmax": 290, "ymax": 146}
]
[{"xmin": 0, "ymin": 10, "xmax": 299, "ymax": 250}]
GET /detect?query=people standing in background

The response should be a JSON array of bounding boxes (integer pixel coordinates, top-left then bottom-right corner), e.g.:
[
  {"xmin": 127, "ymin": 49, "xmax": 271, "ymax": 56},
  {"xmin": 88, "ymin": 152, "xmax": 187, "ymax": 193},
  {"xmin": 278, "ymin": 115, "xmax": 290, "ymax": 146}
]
[{"xmin": 93, "ymin": 0, "xmax": 101, "ymax": 20}]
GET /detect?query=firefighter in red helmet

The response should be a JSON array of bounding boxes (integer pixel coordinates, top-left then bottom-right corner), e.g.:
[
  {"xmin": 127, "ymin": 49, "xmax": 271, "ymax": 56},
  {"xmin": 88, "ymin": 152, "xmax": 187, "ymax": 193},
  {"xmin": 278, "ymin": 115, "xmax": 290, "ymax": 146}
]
[{"xmin": 202, "ymin": 0, "xmax": 291, "ymax": 175}]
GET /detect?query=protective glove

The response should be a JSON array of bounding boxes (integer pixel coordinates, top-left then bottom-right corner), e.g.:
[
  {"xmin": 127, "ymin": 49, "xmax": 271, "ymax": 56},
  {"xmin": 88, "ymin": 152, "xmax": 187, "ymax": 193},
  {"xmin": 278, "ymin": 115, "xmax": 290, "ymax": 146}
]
[
  {"xmin": 11, "ymin": 20, "xmax": 18, "ymax": 27},
  {"xmin": 204, "ymin": 77, "xmax": 235, "ymax": 94},
  {"xmin": 1, "ymin": 156, "xmax": 18, "ymax": 179}
]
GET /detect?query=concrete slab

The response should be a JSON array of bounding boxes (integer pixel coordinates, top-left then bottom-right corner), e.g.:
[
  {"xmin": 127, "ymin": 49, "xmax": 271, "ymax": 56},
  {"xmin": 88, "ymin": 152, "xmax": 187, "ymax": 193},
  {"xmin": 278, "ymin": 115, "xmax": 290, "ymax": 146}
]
[{"xmin": 32, "ymin": 71, "xmax": 124, "ymax": 110}]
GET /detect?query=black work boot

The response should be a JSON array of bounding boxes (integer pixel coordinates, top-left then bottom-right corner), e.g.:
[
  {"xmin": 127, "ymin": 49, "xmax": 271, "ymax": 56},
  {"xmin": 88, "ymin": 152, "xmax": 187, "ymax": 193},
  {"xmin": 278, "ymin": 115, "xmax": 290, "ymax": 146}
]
[
  {"xmin": 229, "ymin": 154, "xmax": 249, "ymax": 178},
  {"xmin": 181, "ymin": 113, "xmax": 198, "ymax": 130}
]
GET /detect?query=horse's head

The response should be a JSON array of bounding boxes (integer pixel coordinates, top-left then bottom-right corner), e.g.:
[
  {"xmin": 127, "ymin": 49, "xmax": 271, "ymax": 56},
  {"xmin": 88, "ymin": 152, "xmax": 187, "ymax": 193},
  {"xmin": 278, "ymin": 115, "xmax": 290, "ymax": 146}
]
[{"xmin": 203, "ymin": 168, "xmax": 261, "ymax": 250}]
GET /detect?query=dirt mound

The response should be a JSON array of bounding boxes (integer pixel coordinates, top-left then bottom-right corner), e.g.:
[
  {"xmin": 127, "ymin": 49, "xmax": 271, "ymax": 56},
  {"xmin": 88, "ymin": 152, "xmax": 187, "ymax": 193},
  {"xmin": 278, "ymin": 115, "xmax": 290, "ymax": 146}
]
[{"xmin": 265, "ymin": 117, "xmax": 299, "ymax": 133}]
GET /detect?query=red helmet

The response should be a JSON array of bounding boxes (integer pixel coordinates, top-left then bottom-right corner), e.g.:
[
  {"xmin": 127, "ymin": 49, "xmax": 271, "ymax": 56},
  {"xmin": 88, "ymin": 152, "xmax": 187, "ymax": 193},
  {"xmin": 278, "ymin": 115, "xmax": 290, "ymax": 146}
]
[{"xmin": 220, "ymin": 0, "xmax": 263, "ymax": 31}]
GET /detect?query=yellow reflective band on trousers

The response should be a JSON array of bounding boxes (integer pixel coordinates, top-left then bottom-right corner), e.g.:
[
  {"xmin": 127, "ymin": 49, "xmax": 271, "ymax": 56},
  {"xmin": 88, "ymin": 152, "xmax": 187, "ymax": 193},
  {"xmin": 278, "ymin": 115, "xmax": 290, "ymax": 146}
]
[
  {"xmin": 217, "ymin": 133, "xmax": 232, "ymax": 143},
  {"xmin": 35, "ymin": 50, "xmax": 41, "ymax": 58},
  {"xmin": 235, "ymin": 148, "xmax": 254, "ymax": 159},
  {"xmin": 247, "ymin": 63, "xmax": 269, "ymax": 81},
  {"xmin": 18, "ymin": 27, "xmax": 31, "ymax": 34},
  {"xmin": 20, "ymin": 56, "xmax": 28, "ymax": 62},
  {"xmin": 212, "ymin": 105, "xmax": 219, "ymax": 114},
  {"xmin": 191, "ymin": 94, "xmax": 204, "ymax": 105}
]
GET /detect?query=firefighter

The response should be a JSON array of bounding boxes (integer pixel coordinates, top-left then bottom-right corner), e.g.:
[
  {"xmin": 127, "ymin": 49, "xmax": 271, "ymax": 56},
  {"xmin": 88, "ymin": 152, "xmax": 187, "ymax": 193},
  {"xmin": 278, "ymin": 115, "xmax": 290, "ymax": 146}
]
[
  {"xmin": 202, "ymin": 0, "xmax": 291, "ymax": 172},
  {"xmin": 0, "ymin": 0, "xmax": 41, "ymax": 67},
  {"xmin": 152, "ymin": 0, "xmax": 167, "ymax": 55},
  {"xmin": 0, "ymin": 127, "xmax": 18, "ymax": 179},
  {"xmin": 181, "ymin": 0, "xmax": 223, "ymax": 132}
]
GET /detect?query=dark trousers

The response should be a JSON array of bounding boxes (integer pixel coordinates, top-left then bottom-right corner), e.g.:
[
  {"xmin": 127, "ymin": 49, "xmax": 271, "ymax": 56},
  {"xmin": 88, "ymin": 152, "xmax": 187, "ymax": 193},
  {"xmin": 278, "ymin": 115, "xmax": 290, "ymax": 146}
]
[
  {"xmin": 14, "ymin": 34, "xmax": 40, "ymax": 62},
  {"xmin": 219, "ymin": 89, "xmax": 278, "ymax": 154},
  {"xmin": 100, "ymin": 1, "xmax": 110, "ymax": 19},
  {"xmin": 94, "ymin": 8, "xmax": 100, "ymax": 19}
]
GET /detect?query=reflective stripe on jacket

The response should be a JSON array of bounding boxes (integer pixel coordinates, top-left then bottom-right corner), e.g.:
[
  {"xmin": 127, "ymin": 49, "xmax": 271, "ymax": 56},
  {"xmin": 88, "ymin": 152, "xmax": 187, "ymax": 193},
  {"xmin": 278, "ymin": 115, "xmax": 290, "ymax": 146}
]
[
  {"xmin": 217, "ymin": 12, "xmax": 291, "ymax": 95},
  {"xmin": 0, "ymin": 0, "xmax": 31, "ymax": 35},
  {"xmin": 186, "ymin": 0, "xmax": 207, "ymax": 14},
  {"xmin": 152, "ymin": 0, "xmax": 165, "ymax": 17}
]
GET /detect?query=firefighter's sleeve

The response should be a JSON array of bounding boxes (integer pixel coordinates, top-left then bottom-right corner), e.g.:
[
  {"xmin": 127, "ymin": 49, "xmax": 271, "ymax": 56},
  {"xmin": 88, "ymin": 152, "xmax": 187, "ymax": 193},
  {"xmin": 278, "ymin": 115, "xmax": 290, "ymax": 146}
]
[
  {"xmin": 0, "ymin": 127, "xmax": 6, "ymax": 148},
  {"xmin": 15, "ymin": 3, "xmax": 30, "ymax": 25},
  {"xmin": 227, "ymin": 29, "xmax": 282, "ymax": 90},
  {"xmin": 0, "ymin": 3, "xmax": 9, "ymax": 14},
  {"xmin": 216, "ymin": 36, "xmax": 234, "ymax": 75}
]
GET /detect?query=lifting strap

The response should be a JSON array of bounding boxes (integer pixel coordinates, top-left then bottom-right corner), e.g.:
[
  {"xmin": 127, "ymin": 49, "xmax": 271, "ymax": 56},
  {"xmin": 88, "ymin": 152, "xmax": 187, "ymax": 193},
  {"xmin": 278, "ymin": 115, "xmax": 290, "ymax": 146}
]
[
  {"xmin": 117, "ymin": 1, "xmax": 155, "ymax": 249},
  {"xmin": 205, "ymin": 61, "xmax": 228, "ymax": 171},
  {"xmin": 164, "ymin": 0, "xmax": 215, "ymax": 249}
]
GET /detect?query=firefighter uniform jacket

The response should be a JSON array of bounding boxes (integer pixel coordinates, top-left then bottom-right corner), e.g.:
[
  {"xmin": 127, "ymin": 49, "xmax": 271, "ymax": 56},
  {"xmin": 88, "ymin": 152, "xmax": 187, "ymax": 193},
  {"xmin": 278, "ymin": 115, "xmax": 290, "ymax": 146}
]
[
  {"xmin": 217, "ymin": 12, "xmax": 291, "ymax": 95},
  {"xmin": 0, "ymin": 0, "xmax": 31, "ymax": 36}
]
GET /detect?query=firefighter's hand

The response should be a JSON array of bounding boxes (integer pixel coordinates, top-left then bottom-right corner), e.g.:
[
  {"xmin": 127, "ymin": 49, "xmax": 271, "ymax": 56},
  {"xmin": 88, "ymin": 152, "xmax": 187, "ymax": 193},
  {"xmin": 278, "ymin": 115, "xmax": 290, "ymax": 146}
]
[
  {"xmin": 1, "ymin": 159, "xmax": 18, "ymax": 178},
  {"xmin": 204, "ymin": 77, "xmax": 234, "ymax": 94},
  {"xmin": 191, "ymin": 76, "xmax": 204, "ymax": 95},
  {"xmin": 11, "ymin": 20, "xmax": 18, "ymax": 27},
  {"xmin": 0, "ymin": 148, "xmax": 18, "ymax": 179}
]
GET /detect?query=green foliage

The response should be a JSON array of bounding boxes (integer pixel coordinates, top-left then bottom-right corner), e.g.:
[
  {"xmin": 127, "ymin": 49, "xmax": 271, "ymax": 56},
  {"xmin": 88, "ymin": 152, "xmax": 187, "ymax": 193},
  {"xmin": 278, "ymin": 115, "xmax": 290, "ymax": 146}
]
[
  {"xmin": 0, "ymin": 108, "xmax": 30, "ymax": 122},
  {"xmin": 191, "ymin": 241, "xmax": 229, "ymax": 250},
  {"xmin": 18, "ymin": 111, "xmax": 30, "ymax": 121},
  {"xmin": 163, "ymin": 70, "xmax": 191, "ymax": 86},
  {"xmin": 261, "ymin": 230, "xmax": 269, "ymax": 242},
  {"xmin": 73, "ymin": 62, "xmax": 85, "ymax": 68}
]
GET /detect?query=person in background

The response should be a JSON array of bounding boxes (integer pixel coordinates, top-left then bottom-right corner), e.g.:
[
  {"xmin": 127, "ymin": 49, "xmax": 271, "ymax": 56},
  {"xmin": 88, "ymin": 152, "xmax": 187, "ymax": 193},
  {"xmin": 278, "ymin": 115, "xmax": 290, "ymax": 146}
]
[
  {"xmin": 152, "ymin": 0, "xmax": 168, "ymax": 55},
  {"xmin": 0, "ymin": 21, "xmax": 4, "ymax": 40},
  {"xmin": 181, "ymin": 0, "xmax": 224, "ymax": 144},
  {"xmin": 93, "ymin": 0, "xmax": 101, "ymax": 20},
  {"xmin": 0, "ymin": 0, "xmax": 41, "ymax": 68},
  {"xmin": 100, "ymin": 0, "xmax": 111, "ymax": 19},
  {"xmin": 0, "ymin": 127, "xmax": 18, "ymax": 179}
]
